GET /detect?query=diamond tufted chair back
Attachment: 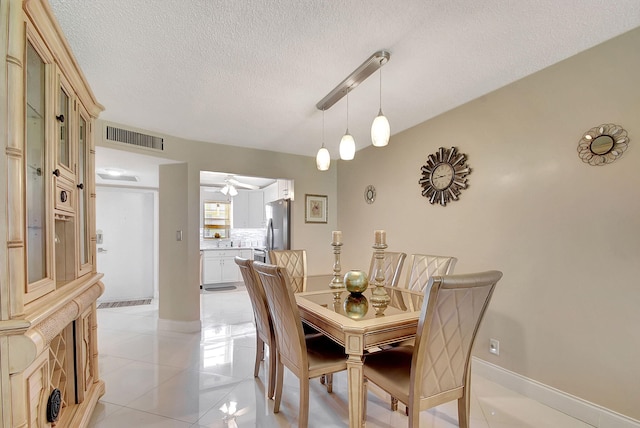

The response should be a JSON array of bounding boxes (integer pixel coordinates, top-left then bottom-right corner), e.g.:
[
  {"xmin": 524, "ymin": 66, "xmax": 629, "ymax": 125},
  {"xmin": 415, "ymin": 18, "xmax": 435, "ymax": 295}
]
[
  {"xmin": 368, "ymin": 251, "xmax": 406, "ymax": 288},
  {"xmin": 404, "ymin": 254, "xmax": 457, "ymax": 293},
  {"xmin": 269, "ymin": 249, "xmax": 307, "ymax": 293}
]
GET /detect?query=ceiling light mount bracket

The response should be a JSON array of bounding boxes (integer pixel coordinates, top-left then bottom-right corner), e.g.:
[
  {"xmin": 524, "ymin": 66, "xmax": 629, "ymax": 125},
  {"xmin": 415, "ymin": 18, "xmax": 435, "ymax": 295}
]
[{"xmin": 316, "ymin": 50, "xmax": 390, "ymax": 111}]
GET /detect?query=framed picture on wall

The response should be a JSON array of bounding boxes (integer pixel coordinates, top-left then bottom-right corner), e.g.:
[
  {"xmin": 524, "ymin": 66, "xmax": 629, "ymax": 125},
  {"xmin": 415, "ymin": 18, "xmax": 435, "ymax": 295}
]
[{"xmin": 305, "ymin": 194, "xmax": 328, "ymax": 223}]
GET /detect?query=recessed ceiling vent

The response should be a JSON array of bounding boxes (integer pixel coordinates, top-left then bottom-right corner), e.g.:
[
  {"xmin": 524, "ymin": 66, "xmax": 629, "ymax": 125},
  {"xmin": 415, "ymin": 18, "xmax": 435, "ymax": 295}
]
[
  {"xmin": 106, "ymin": 126, "xmax": 163, "ymax": 151},
  {"xmin": 97, "ymin": 173, "xmax": 139, "ymax": 182}
]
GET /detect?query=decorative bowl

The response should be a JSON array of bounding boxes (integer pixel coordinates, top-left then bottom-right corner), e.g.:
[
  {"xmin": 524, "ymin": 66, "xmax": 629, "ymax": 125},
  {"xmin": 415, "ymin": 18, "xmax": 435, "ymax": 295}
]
[
  {"xmin": 343, "ymin": 294, "xmax": 369, "ymax": 319},
  {"xmin": 344, "ymin": 270, "xmax": 369, "ymax": 294}
]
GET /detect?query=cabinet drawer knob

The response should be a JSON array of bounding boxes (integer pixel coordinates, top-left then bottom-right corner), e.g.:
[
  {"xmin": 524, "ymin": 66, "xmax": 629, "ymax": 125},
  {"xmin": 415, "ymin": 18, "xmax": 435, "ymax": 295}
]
[
  {"xmin": 77, "ymin": 183, "xmax": 84, "ymax": 190},
  {"xmin": 60, "ymin": 190, "xmax": 68, "ymax": 203},
  {"xmin": 56, "ymin": 114, "xmax": 65, "ymax": 123},
  {"xmin": 52, "ymin": 169, "xmax": 60, "ymax": 177}
]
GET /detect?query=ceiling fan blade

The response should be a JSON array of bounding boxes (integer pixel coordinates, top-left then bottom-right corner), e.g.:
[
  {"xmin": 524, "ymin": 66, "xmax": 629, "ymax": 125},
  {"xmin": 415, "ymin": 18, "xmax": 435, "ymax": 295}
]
[{"xmin": 228, "ymin": 178, "xmax": 258, "ymax": 190}]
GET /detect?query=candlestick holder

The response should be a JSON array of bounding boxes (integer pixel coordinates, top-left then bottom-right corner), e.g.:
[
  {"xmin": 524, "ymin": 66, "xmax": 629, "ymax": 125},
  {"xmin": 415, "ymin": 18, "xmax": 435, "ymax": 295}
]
[
  {"xmin": 370, "ymin": 242, "xmax": 390, "ymax": 315},
  {"xmin": 329, "ymin": 241, "xmax": 345, "ymax": 299}
]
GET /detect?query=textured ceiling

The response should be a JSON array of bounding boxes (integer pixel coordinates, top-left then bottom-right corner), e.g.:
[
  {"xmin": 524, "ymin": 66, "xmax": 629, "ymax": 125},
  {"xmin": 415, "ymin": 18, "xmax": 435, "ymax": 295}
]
[{"xmin": 50, "ymin": 0, "xmax": 640, "ymax": 159}]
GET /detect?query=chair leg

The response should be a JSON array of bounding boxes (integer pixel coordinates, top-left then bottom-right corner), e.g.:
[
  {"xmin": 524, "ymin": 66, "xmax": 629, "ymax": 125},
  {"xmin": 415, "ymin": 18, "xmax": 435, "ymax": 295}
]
[
  {"xmin": 320, "ymin": 374, "xmax": 325, "ymax": 385},
  {"xmin": 325, "ymin": 373, "xmax": 333, "ymax": 393},
  {"xmin": 273, "ymin": 359, "xmax": 284, "ymax": 413},
  {"xmin": 267, "ymin": 343, "xmax": 276, "ymax": 399},
  {"xmin": 457, "ymin": 392, "xmax": 471, "ymax": 428},
  {"xmin": 390, "ymin": 396, "xmax": 398, "ymax": 411},
  {"xmin": 254, "ymin": 337, "xmax": 264, "ymax": 378},
  {"xmin": 299, "ymin": 377, "xmax": 310, "ymax": 428},
  {"xmin": 408, "ymin": 401, "xmax": 420, "ymax": 428},
  {"xmin": 362, "ymin": 378, "xmax": 368, "ymax": 426}
]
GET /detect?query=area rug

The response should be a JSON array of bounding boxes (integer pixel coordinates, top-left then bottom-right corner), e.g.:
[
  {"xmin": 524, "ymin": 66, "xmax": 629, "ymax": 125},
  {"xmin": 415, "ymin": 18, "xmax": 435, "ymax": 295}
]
[
  {"xmin": 203, "ymin": 282, "xmax": 241, "ymax": 292},
  {"xmin": 97, "ymin": 299, "xmax": 152, "ymax": 309}
]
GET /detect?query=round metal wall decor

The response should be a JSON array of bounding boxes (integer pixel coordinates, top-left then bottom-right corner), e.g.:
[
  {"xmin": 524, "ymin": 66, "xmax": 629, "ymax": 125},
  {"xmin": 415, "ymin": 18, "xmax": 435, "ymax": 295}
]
[
  {"xmin": 364, "ymin": 185, "xmax": 376, "ymax": 204},
  {"xmin": 577, "ymin": 123, "xmax": 629, "ymax": 166},
  {"xmin": 419, "ymin": 146, "xmax": 470, "ymax": 206}
]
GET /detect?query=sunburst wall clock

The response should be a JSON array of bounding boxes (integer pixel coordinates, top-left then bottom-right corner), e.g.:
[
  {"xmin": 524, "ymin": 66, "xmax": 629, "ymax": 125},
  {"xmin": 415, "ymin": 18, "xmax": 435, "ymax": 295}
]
[{"xmin": 419, "ymin": 146, "xmax": 471, "ymax": 206}]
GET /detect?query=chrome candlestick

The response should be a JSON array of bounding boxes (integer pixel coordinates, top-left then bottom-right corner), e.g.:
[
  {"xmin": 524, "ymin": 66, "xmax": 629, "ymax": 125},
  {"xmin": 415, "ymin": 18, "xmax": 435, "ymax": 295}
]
[
  {"xmin": 370, "ymin": 231, "xmax": 390, "ymax": 315},
  {"xmin": 329, "ymin": 238, "xmax": 345, "ymax": 299}
]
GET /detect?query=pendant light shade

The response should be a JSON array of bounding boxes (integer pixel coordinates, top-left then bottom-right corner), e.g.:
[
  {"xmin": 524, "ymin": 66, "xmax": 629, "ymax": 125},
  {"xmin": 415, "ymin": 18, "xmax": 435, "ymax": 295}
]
[
  {"xmin": 371, "ymin": 67, "xmax": 390, "ymax": 147},
  {"xmin": 371, "ymin": 110, "xmax": 390, "ymax": 147},
  {"xmin": 316, "ymin": 147, "xmax": 331, "ymax": 170},
  {"xmin": 339, "ymin": 133, "xmax": 355, "ymax": 160},
  {"xmin": 316, "ymin": 109, "xmax": 331, "ymax": 171},
  {"xmin": 339, "ymin": 89, "xmax": 356, "ymax": 161}
]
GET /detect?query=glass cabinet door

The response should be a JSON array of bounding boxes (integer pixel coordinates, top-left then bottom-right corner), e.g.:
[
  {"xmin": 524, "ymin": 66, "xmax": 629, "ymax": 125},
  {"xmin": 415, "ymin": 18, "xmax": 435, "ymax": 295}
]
[
  {"xmin": 77, "ymin": 110, "xmax": 91, "ymax": 273},
  {"xmin": 58, "ymin": 84, "xmax": 71, "ymax": 170},
  {"xmin": 25, "ymin": 41, "xmax": 48, "ymax": 284}
]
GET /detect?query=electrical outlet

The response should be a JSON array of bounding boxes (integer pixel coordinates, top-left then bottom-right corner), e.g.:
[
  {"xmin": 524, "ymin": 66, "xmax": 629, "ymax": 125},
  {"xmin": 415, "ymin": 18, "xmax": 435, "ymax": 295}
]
[{"xmin": 489, "ymin": 338, "xmax": 500, "ymax": 356}]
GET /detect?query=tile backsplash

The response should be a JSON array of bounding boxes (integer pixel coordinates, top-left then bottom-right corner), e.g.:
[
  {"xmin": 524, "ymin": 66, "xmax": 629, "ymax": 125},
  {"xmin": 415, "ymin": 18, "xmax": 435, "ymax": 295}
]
[{"xmin": 200, "ymin": 228, "xmax": 265, "ymax": 248}]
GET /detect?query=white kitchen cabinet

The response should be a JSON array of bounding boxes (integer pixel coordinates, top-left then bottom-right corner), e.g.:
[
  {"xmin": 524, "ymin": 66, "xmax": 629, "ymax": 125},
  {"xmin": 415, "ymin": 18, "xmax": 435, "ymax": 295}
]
[
  {"xmin": 233, "ymin": 190, "xmax": 265, "ymax": 228},
  {"xmin": 264, "ymin": 179, "xmax": 293, "ymax": 203},
  {"xmin": 248, "ymin": 190, "xmax": 265, "ymax": 228},
  {"xmin": 232, "ymin": 190, "xmax": 250, "ymax": 228},
  {"xmin": 278, "ymin": 179, "xmax": 293, "ymax": 200},
  {"xmin": 202, "ymin": 249, "xmax": 252, "ymax": 284},
  {"xmin": 263, "ymin": 182, "xmax": 278, "ymax": 203}
]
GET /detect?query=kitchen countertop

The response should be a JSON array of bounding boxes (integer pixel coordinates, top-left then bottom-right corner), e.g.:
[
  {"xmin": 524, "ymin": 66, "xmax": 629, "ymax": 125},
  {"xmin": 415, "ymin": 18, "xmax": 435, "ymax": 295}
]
[{"xmin": 200, "ymin": 245, "xmax": 255, "ymax": 251}]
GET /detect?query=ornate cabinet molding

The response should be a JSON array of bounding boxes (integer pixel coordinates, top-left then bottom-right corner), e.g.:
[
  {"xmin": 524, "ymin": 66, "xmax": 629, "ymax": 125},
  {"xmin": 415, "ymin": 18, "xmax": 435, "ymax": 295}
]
[{"xmin": 1, "ymin": 1, "xmax": 105, "ymax": 426}]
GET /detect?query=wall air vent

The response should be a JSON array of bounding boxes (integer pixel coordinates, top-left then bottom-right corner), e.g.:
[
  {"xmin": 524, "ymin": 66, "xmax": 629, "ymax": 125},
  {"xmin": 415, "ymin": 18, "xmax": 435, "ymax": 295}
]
[
  {"xmin": 105, "ymin": 126, "xmax": 163, "ymax": 151},
  {"xmin": 97, "ymin": 173, "xmax": 139, "ymax": 182}
]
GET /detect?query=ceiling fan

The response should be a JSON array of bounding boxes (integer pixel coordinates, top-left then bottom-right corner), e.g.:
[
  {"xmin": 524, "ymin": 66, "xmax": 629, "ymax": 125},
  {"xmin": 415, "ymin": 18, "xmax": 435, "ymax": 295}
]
[{"xmin": 220, "ymin": 175, "xmax": 258, "ymax": 196}]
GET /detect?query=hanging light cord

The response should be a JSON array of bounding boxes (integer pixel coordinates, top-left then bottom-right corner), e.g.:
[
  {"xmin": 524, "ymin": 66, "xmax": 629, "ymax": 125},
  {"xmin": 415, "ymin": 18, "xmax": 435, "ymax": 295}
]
[
  {"xmin": 321, "ymin": 109, "xmax": 326, "ymax": 148},
  {"xmin": 379, "ymin": 66, "xmax": 383, "ymax": 110},
  {"xmin": 346, "ymin": 88, "xmax": 350, "ymax": 131}
]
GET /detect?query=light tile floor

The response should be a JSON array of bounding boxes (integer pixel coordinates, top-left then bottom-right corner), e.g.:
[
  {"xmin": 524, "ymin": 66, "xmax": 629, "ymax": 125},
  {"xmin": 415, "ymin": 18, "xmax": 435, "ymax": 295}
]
[{"xmin": 88, "ymin": 286, "xmax": 592, "ymax": 427}]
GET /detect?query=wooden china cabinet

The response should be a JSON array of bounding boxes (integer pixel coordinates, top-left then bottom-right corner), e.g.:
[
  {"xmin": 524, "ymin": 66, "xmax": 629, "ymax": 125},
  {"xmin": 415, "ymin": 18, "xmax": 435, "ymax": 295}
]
[{"xmin": 1, "ymin": 0, "xmax": 105, "ymax": 426}]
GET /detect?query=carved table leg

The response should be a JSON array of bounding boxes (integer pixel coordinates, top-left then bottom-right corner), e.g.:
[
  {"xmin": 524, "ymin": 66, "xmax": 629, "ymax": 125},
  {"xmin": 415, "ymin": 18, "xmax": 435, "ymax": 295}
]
[{"xmin": 345, "ymin": 331, "xmax": 365, "ymax": 428}]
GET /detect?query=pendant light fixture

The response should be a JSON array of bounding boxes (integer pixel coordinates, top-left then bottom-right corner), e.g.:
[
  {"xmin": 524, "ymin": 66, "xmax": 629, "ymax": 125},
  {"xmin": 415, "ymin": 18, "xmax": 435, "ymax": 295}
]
[
  {"xmin": 371, "ymin": 65, "xmax": 390, "ymax": 147},
  {"xmin": 339, "ymin": 89, "xmax": 356, "ymax": 160},
  {"xmin": 315, "ymin": 50, "xmax": 390, "ymax": 163},
  {"xmin": 316, "ymin": 109, "xmax": 331, "ymax": 171}
]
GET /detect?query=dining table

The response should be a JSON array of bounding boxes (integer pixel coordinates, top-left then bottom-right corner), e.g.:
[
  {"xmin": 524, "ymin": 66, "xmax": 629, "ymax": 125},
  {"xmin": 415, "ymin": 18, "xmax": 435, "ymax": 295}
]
[{"xmin": 297, "ymin": 275, "xmax": 425, "ymax": 428}]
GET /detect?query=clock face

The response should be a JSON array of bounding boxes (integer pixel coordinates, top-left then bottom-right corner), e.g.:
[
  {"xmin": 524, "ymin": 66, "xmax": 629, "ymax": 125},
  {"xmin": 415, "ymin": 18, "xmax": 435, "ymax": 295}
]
[
  {"xmin": 419, "ymin": 146, "xmax": 471, "ymax": 206},
  {"xmin": 430, "ymin": 163, "xmax": 455, "ymax": 190}
]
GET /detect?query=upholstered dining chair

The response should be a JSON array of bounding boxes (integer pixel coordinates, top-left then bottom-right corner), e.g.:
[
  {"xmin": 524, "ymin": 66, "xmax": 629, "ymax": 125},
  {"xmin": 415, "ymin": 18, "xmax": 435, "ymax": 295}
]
[
  {"xmin": 362, "ymin": 270, "xmax": 503, "ymax": 428},
  {"xmin": 387, "ymin": 253, "xmax": 458, "ymax": 410},
  {"xmin": 269, "ymin": 249, "xmax": 307, "ymax": 293},
  {"xmin": 235, "ymin": 257, "xmax": 277, "ymax": 399},
  {"xmin": 253, "ymin": 262, "xmax": 347, "ymax": 428},
  {"xmin": 404, "ymin": 254, "xmax": 458, "ymax": 293},
  {"xmin": 368, "ymin": 251, "xmax": 407, "ymax": 288}
]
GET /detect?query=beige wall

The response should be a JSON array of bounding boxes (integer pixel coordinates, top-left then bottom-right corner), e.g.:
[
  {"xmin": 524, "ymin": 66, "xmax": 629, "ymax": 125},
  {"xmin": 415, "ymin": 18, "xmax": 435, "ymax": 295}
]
[
  {"xmin": 97, "ymin": 122, "xmax": 338, "ymax": 326},
  {"xmin": 337, "ymin": 28, "xmax": 640, "ymax": 419},
  {"xmin": 158, "ymin": 163, "xmax": 199, "ymax": 323}
]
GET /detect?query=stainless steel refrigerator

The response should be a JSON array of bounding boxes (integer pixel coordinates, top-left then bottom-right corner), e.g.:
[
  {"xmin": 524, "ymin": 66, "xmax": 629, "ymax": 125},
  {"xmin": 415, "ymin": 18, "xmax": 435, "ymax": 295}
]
[{"xmin": 265, "ymin": 199, "xmax": 291, "ymax": 262}]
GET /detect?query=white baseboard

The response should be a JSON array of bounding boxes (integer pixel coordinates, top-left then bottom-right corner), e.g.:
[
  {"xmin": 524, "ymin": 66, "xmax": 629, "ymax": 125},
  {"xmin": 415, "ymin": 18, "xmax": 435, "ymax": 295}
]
[
  {"xmin": 157, "ymin": 318, "xmax": 201, "ymax": 333},
  {"xmin": 472, "ymin": 357, "xmax": 640, "ymax": 428}
]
